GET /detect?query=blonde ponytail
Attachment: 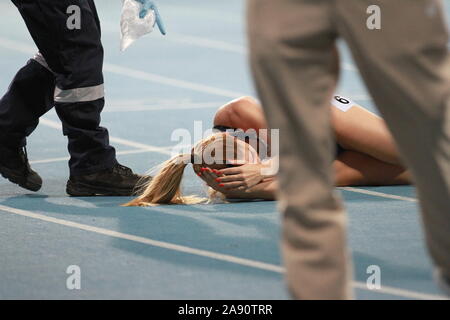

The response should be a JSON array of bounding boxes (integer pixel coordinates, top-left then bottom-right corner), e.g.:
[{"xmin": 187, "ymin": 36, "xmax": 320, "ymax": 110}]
[
  {"xmin": 123, "ymin": 154, "xmax": 206, "ymax": 206},
  {"xmin": 124, "ymin": 132, "xmax": 235, "ymax": 207}
]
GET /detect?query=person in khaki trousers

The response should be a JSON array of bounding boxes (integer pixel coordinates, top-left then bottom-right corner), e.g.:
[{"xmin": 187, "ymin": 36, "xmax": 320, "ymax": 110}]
[{"xmin": 247, "ymin": 0, "xmax": 450, "ymax": 299}]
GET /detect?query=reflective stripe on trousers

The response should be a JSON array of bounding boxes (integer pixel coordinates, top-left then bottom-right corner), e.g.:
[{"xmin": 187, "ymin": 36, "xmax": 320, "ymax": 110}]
[
  {"xmin": 32, "ymin": 52, "xmax": 104, "ymax": 103},
  {"xmin": 54, "ymin": 84, "xmax": 104, "ymax": 103}
]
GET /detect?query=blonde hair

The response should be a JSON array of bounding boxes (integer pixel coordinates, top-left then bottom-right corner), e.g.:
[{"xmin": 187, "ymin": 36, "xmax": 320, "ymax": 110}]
[{"xmin": 123, "ymin": 133, "xmax": 236, "ymax": 206}]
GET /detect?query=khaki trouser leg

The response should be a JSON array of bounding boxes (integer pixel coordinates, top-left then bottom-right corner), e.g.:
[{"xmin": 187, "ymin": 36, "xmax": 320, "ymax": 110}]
[
  {"xmin": 336, "ymin": 0, "xmax": 450, "ymax": 279},
  {"xmin": 247, "ymin": 0, "xmax": 352, "ymax": 299}
]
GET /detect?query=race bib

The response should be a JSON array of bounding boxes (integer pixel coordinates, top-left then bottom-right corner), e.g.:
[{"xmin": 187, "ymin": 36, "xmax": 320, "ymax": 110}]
[{"xmin": 331, "ymin": 95, "xmax": 355, "ymax": 112}]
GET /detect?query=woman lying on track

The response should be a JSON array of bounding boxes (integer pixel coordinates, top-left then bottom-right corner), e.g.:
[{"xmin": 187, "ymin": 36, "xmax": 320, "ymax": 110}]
[{"xmin": 125, "ymin": 95, "xmax": 412, "ymax": 206}]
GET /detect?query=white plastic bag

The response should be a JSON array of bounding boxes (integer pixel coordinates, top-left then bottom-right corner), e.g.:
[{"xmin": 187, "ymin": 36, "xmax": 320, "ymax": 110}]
[{"xmin": 120, "ymin": 0, "xmax": 156, "ymax": 51}]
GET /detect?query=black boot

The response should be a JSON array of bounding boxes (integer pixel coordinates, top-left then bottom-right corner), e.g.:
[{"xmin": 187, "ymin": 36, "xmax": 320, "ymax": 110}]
[
  {"xmin": 0, "ymin": 145, "xmax": 42, "ymax": 192},
  {"xmin": 66, "ymin": 163, "xmax": 150, "ymax": 196}
]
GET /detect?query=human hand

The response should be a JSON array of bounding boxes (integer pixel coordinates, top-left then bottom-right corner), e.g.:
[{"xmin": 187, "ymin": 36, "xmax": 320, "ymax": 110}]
[
  {"xmin": 135, "ymin": 0, "xmax": 166, "ymax": 35},
  {"xmin": 197, "ymin": 167, "xmax": 275, "ymax": 200},
  {"xmin": 215, "ymin": 162, "xmax": 267, "ymax": 191},
  {"xmin": 196, "ymin": 167, "xmax": 247, "ymax": 198},
  {"xmin": 196, "ymin": 167, "xmax": 224, "ymax": 193}
]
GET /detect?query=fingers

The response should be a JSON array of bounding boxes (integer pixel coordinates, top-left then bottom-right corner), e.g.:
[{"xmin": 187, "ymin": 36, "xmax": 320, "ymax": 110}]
[
  {"xmin": 200, "ymin": 168, "xmax": 216, "ymax": 183},
  {"xmin": 211, "ymin": 170, "xmax": 247, "ymax": 189},
  {"xmin": 139, "ymin": 0, "xmax": 152, "ymax": 18},
  {"xmin": 218, "ymin": 167, "xmax": 242, "ymax": 175},
  {"xmin": 198, "ymin": 168, "xmax": 256, "ymax": 195},
  {"xmin": 152, "ymin": 4, "xmax": 167, "ymax": 35},
  {"xmin": 138, "ymin": 1, "xmax": 166, "ymax": 35},
  {"xmin": 220, "ymin": 181, "xmax": 246, "ymax": 189},
  {"xmin": 216, "ymin": 174, "xmax": 244, "ymax": 182},
  {"xmin": 197, "ymin": 168, "xmax": 222, "ymax": 190},
  {"xmin": 198, "ymin": 168, "xmax": 246, "ymax": 191}
]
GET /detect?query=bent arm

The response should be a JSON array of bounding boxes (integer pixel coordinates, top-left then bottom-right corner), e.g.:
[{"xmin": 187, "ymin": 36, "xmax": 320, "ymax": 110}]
[{"xmin": 334, "ymin": 151, "xmax": 412, "ymax": 186}]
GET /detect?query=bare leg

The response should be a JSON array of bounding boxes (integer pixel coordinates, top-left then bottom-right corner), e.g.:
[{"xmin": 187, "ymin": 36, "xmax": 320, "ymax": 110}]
[
  {"xmin": 332, "ymin": 106, "xmax": 404, "ymax": 166},
  {"xmin": 334, "ymin": 151, "xmax": 412, "ymax": 187}
]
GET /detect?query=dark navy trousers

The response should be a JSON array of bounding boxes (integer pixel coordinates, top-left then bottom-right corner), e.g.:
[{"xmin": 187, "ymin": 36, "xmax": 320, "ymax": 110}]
[{"xmin": 0, "ymin": 0, "xmax": 117, "ymax": 175}]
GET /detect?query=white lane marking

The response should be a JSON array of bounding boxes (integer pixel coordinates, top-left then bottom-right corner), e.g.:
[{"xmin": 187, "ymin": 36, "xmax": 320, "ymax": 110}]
[
  {"xmin": 30, "ymin": 156, "xmax": 69, "ymax": 165},
  {"xmin": 30, "ymin": 149, "xmax": 158, "ymax": 165},
  {"xmin": 100, "ymin": 20, "xmax": 359, "ymax": 72},
  {"xmin": 351, "ymin": 282, "xmax": 447, "ymax": 300},
  {"xmin": 0, "ymin": 36, "xmax": 34, "ymax": 55},
  {"xmin": 0, "ymin": 204, "xmax": 283, "ymax": 273},
  {"xmin": 0, "ymin": 204, "xmax": 446, "ymax": 300},
  {"xmin": 39, "ymin": 118, "xmax": 173, "ymax": 156},
  {"xmin": 0, "ymin": 37, "xmax": 246, "ymax": 99},
  {"xmin": 103, "ymin": 63, "xmax": 246, "ymax": 99},
  {"xmin": 104, "ymin": 100, "xmax": 224, "ymax": 112},
  {"xmin": 164, "ymin": 33, "xmax": 358, "ymax": 72},
  {"xmin": 167, "ymin": 32, "xmax": 246, "ymax": 54},
  {"xmin": 0, "ymin": 36, "xmax": 359, "ymax": 103},
  {"xmin": 339, "ymin": 187, "xmax": 418, "ymax": 202}
]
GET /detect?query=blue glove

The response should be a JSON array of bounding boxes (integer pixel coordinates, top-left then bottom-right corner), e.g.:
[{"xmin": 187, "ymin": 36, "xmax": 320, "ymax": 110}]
[{"xmin": 135, "ymin": 0, "xmax": 166, "ymax": 35}]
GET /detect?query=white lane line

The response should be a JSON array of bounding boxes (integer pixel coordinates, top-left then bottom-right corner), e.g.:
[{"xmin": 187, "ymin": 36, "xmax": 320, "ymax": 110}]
[
  {"xmin": 104, "ymin": 100, "xmax": 224, "ymax": 112},
  {"xmin": 351, "ymin": 282, "xmax": 446, "ymax": 300},
  {"xmin": 39, "ymin": 118, "xmax": 173, "ymax": 156},
  {"xmin": 339, "ymin": 187, "xmax": 418, "ymax": 202},
  {"xmin": 164, "ymin": 34, "xmax": 358, "ymax": 72},
  {"xmin": 159, "ymin": 4, "xmax": 241, "ymax": 25},
  {"xmin": 0, "ymin": 204, "xmax": 284, "ymax": 274},
  {"xmin": 0, "ymin": 36, "xmax": 34, "ymax": 55},
  {"xmin": 0, "ymin": 204, "xmax": 446, "ymax": 300},
  {"xmin": 100, "ymin": 21, "xmax": 359, "ymax": 72},
  {"xmin": 167, "ymin": 32, "xmax": 247, "ymax": 55},
  {"xmin": 30, "ymin": 156, "xmax": 69, "ymax": 165},
  {"xmin": 109, "ymin": 136, "xmax": 173, "ymax": 155},
  {"xmin": 0, "ymin": 37, "xmax": 246, "ymax": 99},
  {"xmin": 38, "ymin": 117, "xmax": 65, "ymax": 130},
  {"xmin": 132, "ymin": 32, "xmax": 360, "ymax": 72},
  {"xmin": 30, "ymin": 149, "xmax": 157, "ymax": 165},
  {"xmin": 103, "ymin": 63, "xmax": 246, "ymax": 99},
  {"xmin": 0, "ymin": 36, "xmax": 358, "ymax": 102}
]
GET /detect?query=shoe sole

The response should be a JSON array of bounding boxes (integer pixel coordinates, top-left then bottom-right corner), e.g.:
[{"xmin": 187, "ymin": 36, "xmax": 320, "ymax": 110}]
[
  {"xmin": 66, "ymin": 180, "xmax": 137, "ymax": 197},
  {"xmin": 0, "ymin": 164, "xmax": 41, "ymax": 192}
]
